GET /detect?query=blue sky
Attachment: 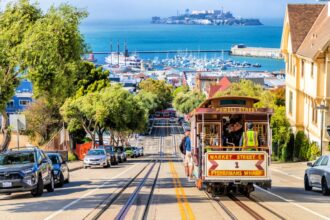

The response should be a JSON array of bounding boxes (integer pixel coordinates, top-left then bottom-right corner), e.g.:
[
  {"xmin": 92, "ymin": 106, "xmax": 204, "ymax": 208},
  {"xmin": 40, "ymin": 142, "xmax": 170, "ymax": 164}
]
[{"xmin": 1, "ymin": 0, "xmax": 320, "ymax": 20}]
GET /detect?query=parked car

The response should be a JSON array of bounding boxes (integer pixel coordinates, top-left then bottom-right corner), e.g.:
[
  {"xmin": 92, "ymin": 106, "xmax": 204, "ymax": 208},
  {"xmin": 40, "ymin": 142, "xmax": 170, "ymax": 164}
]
[
  {"xmin": 114, "ymin": 146, "xmax": 127, "ymax": 162},
  {"xmin": 46, "ymin": 153, "xmax": 69, "ymax": 187},
  {"xmin": 304, "ymin": 155, "xmax": 330, "ymax": 195},
  {"xmin": 137, "ymin": 147, "xmax": 144, "ymax": 156},
  {"xmin": 0, "ymin": 147, "xmax": 55, "ymax": 197},
  {"xmin": 84, "ymin": 149, "xmax": 109, "ymax": 168},
  {"xmin": 125, "ymin": 147, "xmax": 139, "ymax": 158},
  {"xmin": 131, "ymin": 147, "xmax": 140, "ymax": 158},
  {"xmin": 98, "ymin": 146, "xmax": 118, "ymax": 165}
]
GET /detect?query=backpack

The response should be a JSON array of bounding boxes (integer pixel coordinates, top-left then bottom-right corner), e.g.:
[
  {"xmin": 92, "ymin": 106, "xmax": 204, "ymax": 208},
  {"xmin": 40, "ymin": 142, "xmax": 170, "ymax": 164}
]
[{"xmin": 179, "ymin": 136, "xmax": 187, "ymax": 155}]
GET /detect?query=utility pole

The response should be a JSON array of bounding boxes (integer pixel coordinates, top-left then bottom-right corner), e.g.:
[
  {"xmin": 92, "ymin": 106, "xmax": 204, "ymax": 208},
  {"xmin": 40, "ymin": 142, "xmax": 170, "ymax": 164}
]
[{"xmin": 317, "ymin": 104, "xmax": 328, "ymax": 156}]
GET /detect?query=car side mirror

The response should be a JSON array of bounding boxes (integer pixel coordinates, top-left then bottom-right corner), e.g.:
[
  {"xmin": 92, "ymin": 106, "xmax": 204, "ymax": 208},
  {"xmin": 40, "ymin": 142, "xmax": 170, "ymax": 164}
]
[{"xmin": 307, "ymin": 162, "xmax": 313, "ymax": 167}]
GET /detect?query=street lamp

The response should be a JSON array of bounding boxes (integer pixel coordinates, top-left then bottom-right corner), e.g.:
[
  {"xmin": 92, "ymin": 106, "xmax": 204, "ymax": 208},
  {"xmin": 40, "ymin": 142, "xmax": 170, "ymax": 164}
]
[{"xmin": 316, "ymin": 104, "xmax": 328, "ymax": 156}]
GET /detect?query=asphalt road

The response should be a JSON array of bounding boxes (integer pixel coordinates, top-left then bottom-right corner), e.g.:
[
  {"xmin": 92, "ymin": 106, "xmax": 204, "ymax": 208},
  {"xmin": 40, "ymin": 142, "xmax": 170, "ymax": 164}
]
[{"xmin": 0, "ymin": 119, "xmax": 329, "ymax": 220}]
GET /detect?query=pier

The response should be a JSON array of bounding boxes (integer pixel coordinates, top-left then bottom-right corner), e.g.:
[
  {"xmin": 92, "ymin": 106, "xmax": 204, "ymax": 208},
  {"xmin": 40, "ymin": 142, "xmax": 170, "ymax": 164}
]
[{"xmin": 231, "ymin": 45, "xmax": 282, "ymax": 59}]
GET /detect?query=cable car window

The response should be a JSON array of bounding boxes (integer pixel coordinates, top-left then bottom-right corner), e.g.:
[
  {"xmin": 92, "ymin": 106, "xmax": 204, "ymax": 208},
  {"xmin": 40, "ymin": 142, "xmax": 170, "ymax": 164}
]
[{"xmin": 220, "ymin": 100, "xmax": 246, "ymax": 105}]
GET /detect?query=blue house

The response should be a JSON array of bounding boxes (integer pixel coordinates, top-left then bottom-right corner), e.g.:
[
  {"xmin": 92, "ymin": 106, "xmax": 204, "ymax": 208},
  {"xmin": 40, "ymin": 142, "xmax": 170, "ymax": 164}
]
[{"xmin": 6, "ymin": 79, "xmax": 33, "ymax": 114}]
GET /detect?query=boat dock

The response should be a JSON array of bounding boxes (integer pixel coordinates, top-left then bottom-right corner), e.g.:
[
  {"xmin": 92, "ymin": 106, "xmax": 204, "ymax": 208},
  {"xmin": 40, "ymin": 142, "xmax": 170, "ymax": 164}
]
[{"xmin": 230, "ymin": 44, "xmax": 282, "ymax": 59}]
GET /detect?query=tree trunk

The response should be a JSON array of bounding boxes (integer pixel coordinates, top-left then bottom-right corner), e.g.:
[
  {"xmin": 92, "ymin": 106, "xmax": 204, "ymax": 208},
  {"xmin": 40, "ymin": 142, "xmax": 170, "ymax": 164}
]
[
  {"xmin": 97, "ymin": 128, "xmax": 104, "ymax": 146},
  {"xmin": 0, "ymin": 111, "xmax": 11, "ymax": 151}
]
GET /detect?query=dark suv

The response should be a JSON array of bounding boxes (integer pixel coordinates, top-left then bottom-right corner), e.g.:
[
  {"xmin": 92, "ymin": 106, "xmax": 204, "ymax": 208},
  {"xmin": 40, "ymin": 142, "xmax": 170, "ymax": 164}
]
[{"xmin": 0, "ymin": 147, "xmax": 55, "ymax": 197}]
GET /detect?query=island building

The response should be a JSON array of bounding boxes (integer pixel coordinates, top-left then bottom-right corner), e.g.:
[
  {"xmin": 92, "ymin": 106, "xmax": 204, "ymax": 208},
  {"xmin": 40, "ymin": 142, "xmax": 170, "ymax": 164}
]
[{"xmin": 281, "ymin": 3, "xmax": 330, "ymax": 151}]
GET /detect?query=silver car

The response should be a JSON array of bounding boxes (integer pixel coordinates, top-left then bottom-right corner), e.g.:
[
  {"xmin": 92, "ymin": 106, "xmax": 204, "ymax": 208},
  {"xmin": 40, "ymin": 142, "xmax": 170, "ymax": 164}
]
[
  {"xmin": 305, "ymin": 155, "xmax": 330, "ymax": 195},
  {"xmin": 83, "ymin": 149, "xmax": 109, "ymax": 168}
]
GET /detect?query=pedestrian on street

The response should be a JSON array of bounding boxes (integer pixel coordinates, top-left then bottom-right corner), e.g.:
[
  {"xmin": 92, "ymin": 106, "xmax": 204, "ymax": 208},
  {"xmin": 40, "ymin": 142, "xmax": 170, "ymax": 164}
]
[{"xmin": 182, "ymin": 128, "xmax": 193, "ymax": 181}]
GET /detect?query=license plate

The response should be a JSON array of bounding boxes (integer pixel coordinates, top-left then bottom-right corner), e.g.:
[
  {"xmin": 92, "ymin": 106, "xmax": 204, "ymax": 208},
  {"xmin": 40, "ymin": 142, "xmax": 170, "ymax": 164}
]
[{"xmin": 2, "ymin": 182, "xmax": 12, "ymax": 188}]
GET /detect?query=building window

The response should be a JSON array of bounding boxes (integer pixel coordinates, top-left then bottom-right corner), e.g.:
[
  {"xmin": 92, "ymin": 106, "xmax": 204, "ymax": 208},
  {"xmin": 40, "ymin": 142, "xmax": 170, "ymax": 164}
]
[
  {"xmin": 289, "ymin": 91, "xmax": 293, "ymax": 115},
  {"xmin": 312, "ymin": 106, "xmax": 318, "ymax": 125},
  {"xmin": 311, "ymin": 62, "xmax": 314, "ymax": 78},
  {"xmin": 19, "ymin": 100, "xmax": 30, "ymax": 106},
  {"xmin": 301, "ymin": 60, "xmax": 304, "ymax": 77},
  {"xmin": 7, "ymin": 100, "xmax": 14, "ymax": 108}
]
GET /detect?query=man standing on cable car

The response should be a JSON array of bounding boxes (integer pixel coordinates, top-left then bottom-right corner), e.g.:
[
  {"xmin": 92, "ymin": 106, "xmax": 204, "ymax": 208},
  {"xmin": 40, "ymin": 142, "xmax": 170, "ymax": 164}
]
[
  {"xmin": 240, "ymin": 122, "xmax": 259, "ymax": 151},
  {"xmin": 183, "ymin": 128, "xmax": 194, "ymax": 181}
]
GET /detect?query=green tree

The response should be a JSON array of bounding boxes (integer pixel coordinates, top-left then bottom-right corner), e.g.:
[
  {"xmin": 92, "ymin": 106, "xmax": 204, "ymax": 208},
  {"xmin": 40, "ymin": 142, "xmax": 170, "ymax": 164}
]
[
  {"xmin": 61, "ymin": 85, "xmax": 147, "ymax": 146},
  {"xmin": 60, "ymin": 92, "xmax": 105, "ymax": 146},
  {"xmin": 0, "ymin": 0, "xmax": 42, "ymax": 150},
  {"xmin": 101, "ymin": 86, "xmax": 146, "ymax": 146},
  {"xmin": 138, "ymin": 78, "xmax": 173, "ymax": 110},
  {"xmin": 19, "ymin": 3, "xmax": 88, "ymax": 104},
  {"xmin": 173, "ymin": 90, "xmax": 206, "ymax": 114},
  {"xmin": 173, "ymin": 85, "xmax": 189, "ymax": 98},
  {"xmin": 271, "ymin": 106, "xmax": 291, "ymax": 160},
  {"xmin": 134, "ymin": 91, "xmax": 160, "ymax": 115},
  {"xmin": 74, "ymin": 62, "xmax": 110, "ymax": 98},
  {"xmin": 215, "ymin": 80, "xmax": 275, "ymax": 108}
]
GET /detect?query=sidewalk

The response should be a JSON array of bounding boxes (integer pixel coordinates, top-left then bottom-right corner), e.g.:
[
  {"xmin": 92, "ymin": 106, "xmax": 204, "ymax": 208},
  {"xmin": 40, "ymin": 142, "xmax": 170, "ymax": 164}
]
[{"xmin": 67, "ymin": 161, "xmax": 84, "ymax": 172}]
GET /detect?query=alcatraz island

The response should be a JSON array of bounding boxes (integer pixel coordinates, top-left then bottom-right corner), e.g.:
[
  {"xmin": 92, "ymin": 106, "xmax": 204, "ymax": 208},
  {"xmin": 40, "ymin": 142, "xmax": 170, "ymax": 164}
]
[{"xmin": 152, "ymin": 8, "xmax": 262, "ymax": 26}]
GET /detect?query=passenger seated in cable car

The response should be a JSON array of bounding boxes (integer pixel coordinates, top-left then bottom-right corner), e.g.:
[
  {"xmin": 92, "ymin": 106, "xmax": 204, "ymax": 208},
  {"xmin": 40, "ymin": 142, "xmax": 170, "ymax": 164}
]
[{"xmin": 224, "ymin": 117, "xmax": 243, "ymax": 150}]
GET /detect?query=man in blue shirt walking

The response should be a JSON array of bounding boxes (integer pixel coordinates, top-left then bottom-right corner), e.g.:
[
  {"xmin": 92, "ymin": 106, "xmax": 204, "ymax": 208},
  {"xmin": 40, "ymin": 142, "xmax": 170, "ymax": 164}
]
[{"xmin": 183, "ymin": 128, "xmax": 193, "ymax": 181}]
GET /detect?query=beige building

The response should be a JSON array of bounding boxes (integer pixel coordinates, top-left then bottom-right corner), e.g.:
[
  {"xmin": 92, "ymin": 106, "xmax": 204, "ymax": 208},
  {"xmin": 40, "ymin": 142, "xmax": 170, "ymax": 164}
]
[{"xmin": 281, "ymin": 3, "xmax": 330, "ymax": 152}]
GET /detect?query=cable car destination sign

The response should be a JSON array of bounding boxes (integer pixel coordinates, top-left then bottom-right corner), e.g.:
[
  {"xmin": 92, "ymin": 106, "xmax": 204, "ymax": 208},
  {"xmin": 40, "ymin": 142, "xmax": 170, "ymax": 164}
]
[{"xmin": 205, "ymin": 152, "xmax": 268, "ymax": 179}]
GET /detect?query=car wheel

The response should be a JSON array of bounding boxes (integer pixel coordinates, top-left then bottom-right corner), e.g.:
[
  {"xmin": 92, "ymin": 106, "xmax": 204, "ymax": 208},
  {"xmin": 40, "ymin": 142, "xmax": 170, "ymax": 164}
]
[
  {"xmin": 64, "ymin": 172, "xmax": 70, "ymax": 184},
  {"xmin": 304, "ymin": 175, "xmax": 312, "ymax": 191},
  {"xmin": 31, "ymin": 175, "xmax": 44, "ymax": 197},
  {"xmin": 57, "ymin": 172, "xmax": 64, "ymax": 187},
  {"xmin": 322, "ymin": 177, "xmax": 330, "ymax": 196},
  {"xmin": 84, "ymin": 166, "xmax": 88, "ymax": 169},
  {"xmin": 46, "ymin": 174, "xmax": 55, "ymax": 192}
]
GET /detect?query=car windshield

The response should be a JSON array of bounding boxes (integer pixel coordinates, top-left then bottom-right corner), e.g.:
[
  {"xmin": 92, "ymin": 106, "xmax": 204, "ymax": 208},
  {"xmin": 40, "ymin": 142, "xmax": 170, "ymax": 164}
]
[
  {"xmin": 88, "ymin": 150, "xmax": 105, "ymax": 156},
  {"xmin": 125, "ymin": 147, "xmax": 132, "ymax": 151},
  {"xmin": 48, "ymin": 155, "xmax": 60, "ymax": 164},
  {"xmin": 105, "ymin": 149, "xmax": 114, "ymax": 154},
  {"xmin": 115, "ymin": 148, "xmax": 122, "ymax": 153},
  {"xmin": 0, "ymin": 152, "xmax": 35, "ymax": 165}
]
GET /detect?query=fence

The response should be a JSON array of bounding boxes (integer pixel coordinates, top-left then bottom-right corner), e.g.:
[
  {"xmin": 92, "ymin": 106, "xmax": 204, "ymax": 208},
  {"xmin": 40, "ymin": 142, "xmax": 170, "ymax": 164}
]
[{"xmin": 43, "ymin": 127, "xmax": 70, "ymax": 151}]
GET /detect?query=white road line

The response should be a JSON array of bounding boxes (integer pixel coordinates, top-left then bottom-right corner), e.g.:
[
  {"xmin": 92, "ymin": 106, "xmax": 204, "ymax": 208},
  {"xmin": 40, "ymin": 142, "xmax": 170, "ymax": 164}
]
[
  {"xmin": 44, "ymin": 163, "xmax": 140, "ymax": 220},
  {"xmin": 271, "ymin": 168, "xmax": 304, "ymax": 180},
  {"xmin": 255, "ymin": 186, "xmax": 330, "ymax": 220}
]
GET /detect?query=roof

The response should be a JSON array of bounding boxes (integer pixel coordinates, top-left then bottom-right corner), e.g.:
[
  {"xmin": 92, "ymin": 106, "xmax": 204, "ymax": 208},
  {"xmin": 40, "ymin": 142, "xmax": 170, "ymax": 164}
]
[
  {"xmin": 208, "ymin": 76, "xmax": 232, "ymax": 98},
  {"xmin": 297, "ymin": 4, "xmax": 330, "ymax": 59},
  {"xmin": 287, "ymin": 4, "xmax": 325, "ymax": 53}
]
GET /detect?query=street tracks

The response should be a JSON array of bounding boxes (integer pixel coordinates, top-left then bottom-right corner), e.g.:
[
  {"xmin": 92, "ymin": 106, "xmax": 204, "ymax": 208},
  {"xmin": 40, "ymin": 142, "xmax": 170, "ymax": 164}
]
[
  {"xmin": 205, "ymin": 191, "xmax": 286, "ymax": 220},
  {"xmin": 85, "ymin": 120, "xmax": 165, "ymax": 220}
]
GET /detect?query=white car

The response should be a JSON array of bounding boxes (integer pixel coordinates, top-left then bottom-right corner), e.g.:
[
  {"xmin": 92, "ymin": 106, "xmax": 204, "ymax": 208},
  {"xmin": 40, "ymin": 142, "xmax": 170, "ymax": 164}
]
[
  {"xmin": 305, "ymin": 155, "xmax": 330, "ymax": 195},
  {"xmin": 83, "ymin": 149, "xmax": 109, "ymax": 168}
]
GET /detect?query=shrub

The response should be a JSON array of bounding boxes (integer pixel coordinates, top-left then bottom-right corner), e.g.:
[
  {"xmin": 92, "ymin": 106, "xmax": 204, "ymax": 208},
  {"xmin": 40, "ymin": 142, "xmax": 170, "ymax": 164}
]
[
  {"xmin": 309, "ymin": 142, "xmax": 320, "ymax": 161},
  {"xmin": 281, "ymin": 132, "xmax": 295, "ymax": 162},
  {"xmin": 294, "ymin": 131, "xmax": 305, "ymax": 160},
  {"xmin": 68, "ymin": 151, "xmax": 78, "ymax": 161}
]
